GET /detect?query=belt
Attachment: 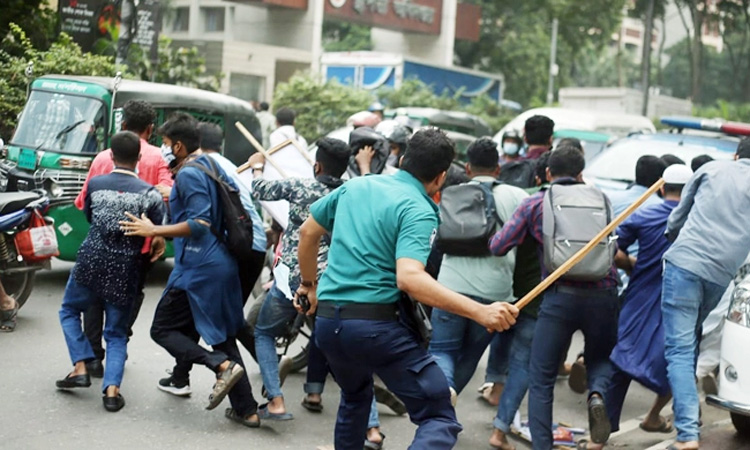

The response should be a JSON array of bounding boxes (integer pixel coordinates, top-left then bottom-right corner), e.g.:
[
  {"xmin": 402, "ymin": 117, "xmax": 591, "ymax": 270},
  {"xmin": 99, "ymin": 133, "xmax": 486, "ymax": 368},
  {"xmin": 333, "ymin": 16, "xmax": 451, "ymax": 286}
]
[
  {"xmin": 551, "ymin": 285, "xmax": 617, "ymax": 297},
  {"xmin": 316, "ymin": 301, "xmax": 399, "ymax": 321}
]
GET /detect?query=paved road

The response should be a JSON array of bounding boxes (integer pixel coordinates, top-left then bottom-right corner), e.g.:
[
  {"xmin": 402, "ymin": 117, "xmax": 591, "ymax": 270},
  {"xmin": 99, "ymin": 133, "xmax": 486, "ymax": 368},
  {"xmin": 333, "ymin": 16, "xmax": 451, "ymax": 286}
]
[{"xmin": 1, "ymin": 260, "xmax": 748, "ymax": 449}]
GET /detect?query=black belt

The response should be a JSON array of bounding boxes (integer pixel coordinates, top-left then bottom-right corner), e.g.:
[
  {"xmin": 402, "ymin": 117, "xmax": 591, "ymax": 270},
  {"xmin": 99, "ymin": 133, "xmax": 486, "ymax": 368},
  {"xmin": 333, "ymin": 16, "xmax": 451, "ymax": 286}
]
[
  {"xmin": 316, "ymin": 301, "xmax": 399, "ymax": 321},
  {"xmin": 551, "ymin": 285, "xmax": 617, "ymax": 297}
]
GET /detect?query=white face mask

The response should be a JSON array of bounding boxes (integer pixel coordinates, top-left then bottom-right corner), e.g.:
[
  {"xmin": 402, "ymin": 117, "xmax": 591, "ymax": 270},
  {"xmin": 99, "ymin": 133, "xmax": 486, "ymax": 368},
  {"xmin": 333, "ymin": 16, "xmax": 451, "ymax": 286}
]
[
  {"xmin": 161, "ymin": 144, "xmax": 175, "ymax": 165},
  {"xmin": 503, "ymin": 142, "xmax": 520, "ymax": 156}
]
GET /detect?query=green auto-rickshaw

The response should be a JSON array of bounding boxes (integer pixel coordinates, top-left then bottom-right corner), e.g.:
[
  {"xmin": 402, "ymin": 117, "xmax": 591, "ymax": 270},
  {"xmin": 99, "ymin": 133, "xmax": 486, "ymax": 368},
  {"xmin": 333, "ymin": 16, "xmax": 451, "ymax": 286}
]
[{"xmin": 1, "ymin": 74, "xmax": 261, "ymax": 261}]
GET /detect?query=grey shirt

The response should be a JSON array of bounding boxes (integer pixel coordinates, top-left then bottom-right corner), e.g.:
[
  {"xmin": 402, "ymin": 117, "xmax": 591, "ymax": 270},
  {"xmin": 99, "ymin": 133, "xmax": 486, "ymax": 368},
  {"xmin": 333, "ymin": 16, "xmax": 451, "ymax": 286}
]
[{"xmin": 664, "ymin": 159, "xmax": 750, "ymax": 286}]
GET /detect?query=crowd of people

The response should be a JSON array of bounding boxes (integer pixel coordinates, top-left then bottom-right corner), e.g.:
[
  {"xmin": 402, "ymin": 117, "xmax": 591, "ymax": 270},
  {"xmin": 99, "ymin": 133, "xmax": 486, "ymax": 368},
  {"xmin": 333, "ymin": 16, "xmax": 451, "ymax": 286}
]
[{"xmin": 50, "ymin": 99, "xmax": 750, "ymax": 450}]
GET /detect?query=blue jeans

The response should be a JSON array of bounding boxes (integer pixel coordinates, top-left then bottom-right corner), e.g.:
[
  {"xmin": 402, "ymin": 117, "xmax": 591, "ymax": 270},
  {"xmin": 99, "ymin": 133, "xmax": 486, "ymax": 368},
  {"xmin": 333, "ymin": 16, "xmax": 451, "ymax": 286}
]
[
  {"xmin": 316, "ymin": 311, "xmax": 462, "ymax": 450},
  {"xmin": 485, "ymin": 332, "xmax": 511, "ymax": 384},
  {"xmin": 59, "ymin": 275, "xmax": 131, "ymax": 392},
  {"xmin": 528, "ymin": 287, "xmax": 618, "ymax": 450},
  {"xmin": 254, "ymin": 282, "xmax": 297, "ymax": 400},
  {"xmin": 661, "ymin": 261, "xmax": 725, "ymax": 442},
  {"xmin": 493, "ymin": 313, "xmax": 537, "ymax": 433},
  {"xmin": 429, "ymin": 294, "xmax": 497, "ymax": 393}
]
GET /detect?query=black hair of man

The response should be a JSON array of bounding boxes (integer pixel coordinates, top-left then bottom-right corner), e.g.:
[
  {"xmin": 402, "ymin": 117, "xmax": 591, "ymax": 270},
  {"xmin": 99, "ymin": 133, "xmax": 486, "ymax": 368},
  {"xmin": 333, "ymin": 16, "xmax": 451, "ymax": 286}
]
[
  {"xmin": 400, "ymin": 128, "xmax": 456, "ymax": 183},
  {"xmin": 111, "ymin": 130, "xmax": 141, "ymax": 166},
  {"xmin": 660, "ymin": 154, "xmax": 685, "ymax": 166},
  {"xmin": 158, "ymin": 112, "xmax": 200, "ymax": 153},
  {"xmin": 315, "ymin": 137, "xmax": 351, "ymax": 178},
  {"xmin": 535, "ymin": 150, "xmax": 552, "ymax": 183},
  {"xmin": 557, "ymin": 137, "xmax": 583, "ymax": 153},
  {"xmin": 548, "ymin": 145, "xmax": 585, "ymax": 178},
  {"xmin": 198, "ymin": 122, "xmax": 223, "ymax": 152},
  {"xmin": 635, "ymin": 155, "xmax": 667, "ymax": 188},
  {"xmin": 260, "ymin": 101, "xmax": 270, "ymax": 112},
  {"xmin": 466, "ymin": 137, "xmax": 499, "ymax": 172},
  {"xmin": 524, "ymin": 115, "xmax": 555, "ymax": 146},
  {"xmin": 276, "ymin": 107, "xmax": 295, "ymax": 127},
  {"xmin": 663, "ymin": 183, "xmax": 685, "ymax": 197},
  {"xmin": 737, "ymin": 137, "xmax": 750, "ymax": 159},
  {"xmin": 691, "ymin": 154, "xmax": 714, "ymax": 172},
  {"xmin": 122, "ymin": 100, "xmax": 156, "ymax": 134}
]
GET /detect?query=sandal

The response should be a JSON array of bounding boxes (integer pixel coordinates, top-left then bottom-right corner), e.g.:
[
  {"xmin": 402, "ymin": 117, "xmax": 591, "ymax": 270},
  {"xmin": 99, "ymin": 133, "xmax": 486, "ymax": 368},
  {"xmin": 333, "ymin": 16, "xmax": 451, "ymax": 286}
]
[
  {"xmin": 225, "ymin": 408, "xmax": 261, "ymax": 428},
  {"xmin": 301, "ymin": 397, "xmax": 323, "ymax": 412},
  {"xmin": 639, "ymin": 417, "xmax": 674, "ymax": 433},
  {"xmin": 0, "ymin": 298, "xmax": 18, "ymax": 332},
  {"xmin": 363, "ymin": 432, "xmax": 386, "ymax": 450},
  {"xmin": 206, "ymin": 361, "xmax": 245, "ymax": 410},
  {"xmin": 575, "ymin": 439, "xmax": 603, "ymax": 450}
]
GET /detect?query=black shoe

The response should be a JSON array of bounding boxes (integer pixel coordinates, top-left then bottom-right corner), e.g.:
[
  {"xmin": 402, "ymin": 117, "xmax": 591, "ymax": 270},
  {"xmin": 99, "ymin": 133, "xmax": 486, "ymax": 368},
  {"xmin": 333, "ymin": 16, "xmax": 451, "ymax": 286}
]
[
  {"xmin": 103, "ymin": 393, "xmax": 125, "ymax": 412},
  {"xmin": 86, "ymin": 359, "xmax": 104, "ymax": 379},
  {"xmin": 374, "ymin": 383, "xmax": 407, "ymax": 416},
  {"xmin": 588, "ymin": 394, "xmax": 611, "ymax": 444},
  {"xmin": 56, "ymin": 373, "xmax": 91, "ymax": 389},
  {"xmin": 157, "ymin": 374, "xmax": 192, "ymax": 397}
]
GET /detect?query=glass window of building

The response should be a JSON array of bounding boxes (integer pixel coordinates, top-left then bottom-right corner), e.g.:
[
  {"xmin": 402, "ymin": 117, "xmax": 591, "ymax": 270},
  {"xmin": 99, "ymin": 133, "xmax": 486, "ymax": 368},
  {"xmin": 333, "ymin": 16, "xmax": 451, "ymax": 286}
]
[
  {"xmin": 203, "ymin": 7, "xmax": 225, "ymax": 32},
  {"xmin": 172, "ymin": 7, "xmax": 190, "ymax": 32}
]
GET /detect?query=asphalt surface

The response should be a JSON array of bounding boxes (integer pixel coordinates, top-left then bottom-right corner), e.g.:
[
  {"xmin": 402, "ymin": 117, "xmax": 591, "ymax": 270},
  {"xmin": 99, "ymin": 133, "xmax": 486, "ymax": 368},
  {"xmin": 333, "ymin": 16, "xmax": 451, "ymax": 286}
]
[{"xmin": 1, "ymin": 260, "xmax": 748, "ymax": 450}]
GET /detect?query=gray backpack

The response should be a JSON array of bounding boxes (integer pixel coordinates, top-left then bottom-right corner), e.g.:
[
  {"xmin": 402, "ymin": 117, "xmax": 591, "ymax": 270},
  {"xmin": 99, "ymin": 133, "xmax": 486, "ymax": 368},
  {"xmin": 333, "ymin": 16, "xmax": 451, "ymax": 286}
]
[
  {"xmin": 436, "ymin": 181, "xmax": 502, "ymax": 257},
  {"xmin": 542, "ymin": 183, "xmax": 616, "ymax": 281}
]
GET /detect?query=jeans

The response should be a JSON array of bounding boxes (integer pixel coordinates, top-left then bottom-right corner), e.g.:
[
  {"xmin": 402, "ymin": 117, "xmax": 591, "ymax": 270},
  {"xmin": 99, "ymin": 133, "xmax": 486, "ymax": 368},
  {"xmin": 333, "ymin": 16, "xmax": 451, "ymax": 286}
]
[
  {"xmin": 316, "ymin": 311, "xmax": 462, "ymax": 450},
  {"xmin": 528, "ymin": 287, "xmax": 618, "ymax": 450},
  {"xmin": 485, "ymin": 332, "xmax": 511, "ymax": 384},
  {"xmin": 429, "ymin": 294, "xmax": 497, "ymax": 393},
  {"xmin": 254, "ymin": 282, "xmax": 297, "ymax": 400},
  {"xmin": 493, "ymin": 313, "xmax": 537, "ymax": 433},
  {"xmin": 151, "ymin": 288, "xmax": 258, "ymax": 417},
  {"xmin": 661, "ymin": 261, "xmax": 726, "ymax": 442},
  {"xmin": 59, "ymin": 275, "xmax": 131, "ymax": 392}
]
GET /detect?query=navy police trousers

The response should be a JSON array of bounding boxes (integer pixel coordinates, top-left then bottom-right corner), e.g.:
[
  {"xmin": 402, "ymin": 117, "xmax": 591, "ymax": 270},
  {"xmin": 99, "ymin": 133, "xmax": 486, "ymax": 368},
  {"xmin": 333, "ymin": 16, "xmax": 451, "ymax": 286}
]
[{"xmin": 316, "ymin": 311, "xmax": 462, "ymax": 450}]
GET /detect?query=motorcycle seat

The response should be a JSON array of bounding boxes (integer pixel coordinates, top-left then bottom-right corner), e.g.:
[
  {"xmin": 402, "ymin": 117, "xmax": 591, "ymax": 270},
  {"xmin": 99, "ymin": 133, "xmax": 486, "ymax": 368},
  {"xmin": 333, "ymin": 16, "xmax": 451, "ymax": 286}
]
[{"xmin": 0, "ymin": 192, "xmax": 42, "ymax": 215}]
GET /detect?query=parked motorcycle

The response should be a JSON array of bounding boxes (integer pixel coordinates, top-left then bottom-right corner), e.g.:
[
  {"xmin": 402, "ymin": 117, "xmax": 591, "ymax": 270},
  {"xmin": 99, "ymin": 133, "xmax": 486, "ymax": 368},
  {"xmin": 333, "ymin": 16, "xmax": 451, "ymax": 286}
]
[{"xmin": 0, "ymin": 191, "xmax": 51, "ymax": 308}]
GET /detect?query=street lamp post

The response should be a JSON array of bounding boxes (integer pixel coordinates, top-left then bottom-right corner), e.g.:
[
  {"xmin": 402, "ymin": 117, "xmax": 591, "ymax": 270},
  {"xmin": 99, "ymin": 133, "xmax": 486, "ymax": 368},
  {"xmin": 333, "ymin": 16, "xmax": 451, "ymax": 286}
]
[{"xmin": 547, "ymin": 18, "xmax": 559, "ymax": 106}]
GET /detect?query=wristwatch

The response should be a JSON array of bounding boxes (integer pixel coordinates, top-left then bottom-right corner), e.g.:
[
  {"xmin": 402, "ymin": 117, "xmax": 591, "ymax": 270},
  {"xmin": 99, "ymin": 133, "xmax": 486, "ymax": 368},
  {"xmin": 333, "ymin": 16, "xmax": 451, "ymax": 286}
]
[
  {"xmin": 251, "ymin": 163, "xmax": 264, "ymax": 171},
  {"xmin": 300, "ymin": 279, "xmax": 317, "ymax": 288}
]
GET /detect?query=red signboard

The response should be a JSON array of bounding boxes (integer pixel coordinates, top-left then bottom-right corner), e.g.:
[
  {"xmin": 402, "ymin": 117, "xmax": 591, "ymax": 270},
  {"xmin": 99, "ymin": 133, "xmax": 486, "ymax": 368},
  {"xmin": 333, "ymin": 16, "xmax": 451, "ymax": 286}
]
[{"xmin": 325, "ymin": 0, "xmax": 442, "ymax": 35}]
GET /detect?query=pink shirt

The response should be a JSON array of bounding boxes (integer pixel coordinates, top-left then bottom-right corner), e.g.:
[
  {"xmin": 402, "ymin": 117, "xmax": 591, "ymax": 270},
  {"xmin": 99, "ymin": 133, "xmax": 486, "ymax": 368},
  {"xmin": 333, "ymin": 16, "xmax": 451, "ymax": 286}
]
[{"xmin": 74, "ymin": 139, "xmax": 173, "ymax": 210}]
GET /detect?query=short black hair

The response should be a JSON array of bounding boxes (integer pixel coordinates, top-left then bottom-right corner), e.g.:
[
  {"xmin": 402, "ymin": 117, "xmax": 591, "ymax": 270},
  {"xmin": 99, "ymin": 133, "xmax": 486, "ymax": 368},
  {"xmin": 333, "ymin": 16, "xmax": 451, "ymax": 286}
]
[
  {"xmin": 663, "ymin": 183, "xmax": 685, "ymax": 196},
  {"xmin": 158, "ymin": 112, "xmax": 200, "ymax": 153},
  {"xmin": 400, "ymin": 128, "xmax": 456, "ymax": 183},
  {"xmin": 467, "ymin": 137, "xmax": 499, "ymax": 171},
  {"xmin": 691, "ymin": 154, "xmax": 714, "ymax": 172},
  {"xmin": 660, "ymin": 154, "xmax": 685, "ymax": 166},
  {"xmin": 111, "ymin": 130, "xmax": 141, "ymax": 165},
  {"xmin": 315, "ymin": 137, "xmax": 350, "ymax": 178},
  {"xmin": 122, "ymin": 100, "xmax": 156, "ymax": 134},
  {"xmin": 535, "ymin": 150, "xmax": 551, "ymax": 183},
  {"xmin": 198, "ymin": 122, "xmax": 223, "ymax": 152},
  {"xmin": 524, "ymin": 115, "xmax": 555, "ymax": 146},
  {"xmin": 635, "ymin": 155, "xmax": 667, "ymax": 187},
  {"xmin": 276, "ymin": 107, "xmax": 295, "ymax": 126},
  {"xmin": 737, "ymin": 137, "xmax": 750, "ymax": 160},
  {"xmin": 557, "ymin": 137, "xmax": 583, "ymax": 153},
  {"xmin": 260, "ymin": 101, "xmax": 270, "ymax": 111},
  {"xmin": 548, "ymin": 145, "xmax": 585, "ymax": 178}
]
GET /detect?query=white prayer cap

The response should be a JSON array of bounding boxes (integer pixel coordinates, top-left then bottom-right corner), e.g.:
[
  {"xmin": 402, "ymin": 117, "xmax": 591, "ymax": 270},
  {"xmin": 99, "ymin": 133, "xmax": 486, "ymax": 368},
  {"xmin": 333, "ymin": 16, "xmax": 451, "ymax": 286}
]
[{"xmin": 663, "ymin": 164, "xmax": 693, "ymax": 185}]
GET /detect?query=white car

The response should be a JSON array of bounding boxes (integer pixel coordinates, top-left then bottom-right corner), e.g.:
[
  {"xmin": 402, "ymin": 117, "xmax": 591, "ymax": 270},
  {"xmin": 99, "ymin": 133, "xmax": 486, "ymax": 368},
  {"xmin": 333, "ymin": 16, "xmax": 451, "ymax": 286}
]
[{"xmin": 707, "ymin": 274, "xmax": 750, "ymax": 436}]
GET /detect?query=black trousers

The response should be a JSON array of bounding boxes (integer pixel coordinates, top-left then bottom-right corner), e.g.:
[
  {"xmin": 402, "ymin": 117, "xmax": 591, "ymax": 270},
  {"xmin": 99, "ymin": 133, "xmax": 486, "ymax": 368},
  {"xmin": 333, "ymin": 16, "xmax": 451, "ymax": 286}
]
[
  {"xmin": 151, "ymin": 288, "xmax": 258, "ymax": 416},
  {"xmin": 235, "ymin": 250, "xmax": 267, "ymax": 361},
  {"xmin": 84, "ymin": 255, "xmax": 151, "ymax": 360}
]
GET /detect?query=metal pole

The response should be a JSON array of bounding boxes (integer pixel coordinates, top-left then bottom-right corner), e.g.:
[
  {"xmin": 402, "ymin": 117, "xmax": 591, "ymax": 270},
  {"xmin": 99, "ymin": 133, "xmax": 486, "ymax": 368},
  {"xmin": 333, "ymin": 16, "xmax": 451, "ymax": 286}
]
[
  {"xmin": 641, "ymin": 0, "xmax": 655, "ymax": 116},
  {"xmin": 546, "ymin": 18, "xmax": 559, "ymax": 106}
]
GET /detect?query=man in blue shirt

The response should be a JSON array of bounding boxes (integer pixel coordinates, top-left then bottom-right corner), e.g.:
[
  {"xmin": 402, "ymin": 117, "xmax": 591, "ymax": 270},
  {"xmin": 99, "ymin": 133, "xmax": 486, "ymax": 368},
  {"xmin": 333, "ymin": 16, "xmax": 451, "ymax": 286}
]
[
  {"xmin": 661, "ymin": 139, "xmax": 750, "ymax": 450},
  {"xmin": 296, "ymin": 129, "xmax": 519, "ymax": 449},
  {"xmin": 607, "ymin": 155, "xmax": 665, "ymax": 218}
]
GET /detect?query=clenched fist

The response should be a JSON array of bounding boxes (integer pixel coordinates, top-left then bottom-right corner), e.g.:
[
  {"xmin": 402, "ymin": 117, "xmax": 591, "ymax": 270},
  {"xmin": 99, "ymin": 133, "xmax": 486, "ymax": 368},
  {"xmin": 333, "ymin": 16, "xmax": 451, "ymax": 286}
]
[{"xmin": 477, "ymin": 302, "xmax": 519, "ymax": 332}]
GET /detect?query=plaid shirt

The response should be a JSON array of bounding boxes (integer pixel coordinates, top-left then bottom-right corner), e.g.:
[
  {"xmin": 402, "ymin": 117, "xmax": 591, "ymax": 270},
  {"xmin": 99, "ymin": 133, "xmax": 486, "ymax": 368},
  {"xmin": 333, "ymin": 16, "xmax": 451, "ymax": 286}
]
[{"xmin": 489, "ymin": 182, "xmax": 618, "ymax": 289}]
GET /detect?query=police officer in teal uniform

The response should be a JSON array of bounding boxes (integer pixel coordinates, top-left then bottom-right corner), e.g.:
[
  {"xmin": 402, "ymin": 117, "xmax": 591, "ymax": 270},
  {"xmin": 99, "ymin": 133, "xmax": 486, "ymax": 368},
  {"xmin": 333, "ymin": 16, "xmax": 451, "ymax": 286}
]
[{"xmin": 295, "ymin": 128, "xmax": 519, "ymax": 449}]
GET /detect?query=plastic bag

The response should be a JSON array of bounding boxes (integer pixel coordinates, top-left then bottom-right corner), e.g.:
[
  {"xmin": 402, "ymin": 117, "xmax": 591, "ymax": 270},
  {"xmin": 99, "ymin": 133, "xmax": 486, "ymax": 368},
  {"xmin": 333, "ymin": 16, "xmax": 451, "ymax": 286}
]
[{"xmin": 15, "ymin": 211, "xmax": 59, "ymax": 261}]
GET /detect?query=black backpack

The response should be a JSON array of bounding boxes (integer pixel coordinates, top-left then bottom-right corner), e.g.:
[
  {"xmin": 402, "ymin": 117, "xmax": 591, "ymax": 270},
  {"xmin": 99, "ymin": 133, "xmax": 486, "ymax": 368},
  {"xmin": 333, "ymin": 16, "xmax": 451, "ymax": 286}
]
[
  {"xmin": 186, "ymin": 158, "xmax": 255, "ymax": 262},
  {"xmin": 436, "ymin": 181, "xmax": 503, "ymax": 257},
  {"xmin": 497, "ymin": 160, "xmax": 536, "ymax": 188}
]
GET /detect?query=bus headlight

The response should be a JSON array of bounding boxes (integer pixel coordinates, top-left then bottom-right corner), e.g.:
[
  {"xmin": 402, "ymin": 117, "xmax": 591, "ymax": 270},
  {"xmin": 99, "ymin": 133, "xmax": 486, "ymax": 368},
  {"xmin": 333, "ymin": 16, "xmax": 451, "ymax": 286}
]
[
  {"xmin": 48, "ymin": 181, "xmax": 64, "ymax": 199},
  {"xmin": 728, "ymin": 280, "xmax": 750, "ymax": 328}
]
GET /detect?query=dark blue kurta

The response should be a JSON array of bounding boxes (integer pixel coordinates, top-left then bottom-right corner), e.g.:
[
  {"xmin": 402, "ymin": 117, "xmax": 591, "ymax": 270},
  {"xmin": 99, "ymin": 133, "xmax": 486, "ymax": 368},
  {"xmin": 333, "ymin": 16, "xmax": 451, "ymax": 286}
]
[
  {"xmin": 163, "ymin": 155, "xmax": 244, "ymax": 346},
  {"xmin": 610, "ymin": 200, "xmax": 678, "ymax": 395}
]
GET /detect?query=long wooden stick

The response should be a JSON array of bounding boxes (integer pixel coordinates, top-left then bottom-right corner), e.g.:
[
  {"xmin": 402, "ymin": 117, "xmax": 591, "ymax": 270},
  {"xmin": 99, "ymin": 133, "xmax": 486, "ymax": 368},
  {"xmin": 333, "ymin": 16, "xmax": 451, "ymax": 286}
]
[
  {"xmin": 516, "ymin": 178, "xmax": 666, "ymax": 310},
  {"xmin": 235, "ymin": 122, "xmax": 289, "ymax": 178},
  {"xmin": 236, "ymin": 138, "xmax": 294, "ymax": 173},
  {"xmin": 289, "ymin": 138, "xmax": 315, "ymax": 166}
]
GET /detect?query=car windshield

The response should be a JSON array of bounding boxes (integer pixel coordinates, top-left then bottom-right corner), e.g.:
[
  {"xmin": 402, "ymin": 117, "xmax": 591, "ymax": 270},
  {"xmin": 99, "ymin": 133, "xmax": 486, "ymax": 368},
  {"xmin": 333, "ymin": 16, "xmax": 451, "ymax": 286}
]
[
  {"xmin": 11, "ymin": 90, "xmax": 106, "ymax": 154},
  {"xmin": 585, "ymin": 136, "xmax": 735, "ymax": 183}
]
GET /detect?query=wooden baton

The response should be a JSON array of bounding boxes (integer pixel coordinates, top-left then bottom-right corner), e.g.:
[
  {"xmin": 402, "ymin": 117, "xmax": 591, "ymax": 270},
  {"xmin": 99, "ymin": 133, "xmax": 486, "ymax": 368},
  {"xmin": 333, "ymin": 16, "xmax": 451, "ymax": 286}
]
[
  {"xmin": 515, "ymin": 178, "xmax": 666, "ymax": 310},
  {"xmin": 236, "ymin": 138, "xmax": 294, "ymax": 174},
  {"xmin": 234, "ymin": 121, "xmax": 289, "ymax": 178}
]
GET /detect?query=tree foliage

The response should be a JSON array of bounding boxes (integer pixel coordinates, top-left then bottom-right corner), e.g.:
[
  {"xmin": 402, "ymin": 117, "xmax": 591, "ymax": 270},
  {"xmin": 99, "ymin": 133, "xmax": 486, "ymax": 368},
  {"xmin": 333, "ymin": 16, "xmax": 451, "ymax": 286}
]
[
  {"xmin": 0, "ymin": 0, "xmax": 58, "ymax": 52},
  {"xmin": 322, "ymin": 21, "xmax": 372, "ymax": 52}
]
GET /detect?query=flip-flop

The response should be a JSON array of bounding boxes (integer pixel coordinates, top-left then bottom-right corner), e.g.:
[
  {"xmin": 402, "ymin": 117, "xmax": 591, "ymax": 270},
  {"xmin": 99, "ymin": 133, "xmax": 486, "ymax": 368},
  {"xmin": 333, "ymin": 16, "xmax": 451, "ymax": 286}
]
[
  {"xmin": 639, "ymin": 417, "xmax": 674, "ymax": 433},
  {"xmin": 301, "ymin": 398, "xmax": 323, "ymax": 412},
  {"xmin": 257, "ymin": 404, "xmax": 293, "ymax": 421},
  {"xmin": 225, "ymin": 408, "xmax": 261, "ymax": 428},
  {"xmin": 363, "ymin": 432, "xmax": 386, "ymax": 450},
  {"xmin": 0, "ymin": 298, "xmax": 18, "ymax": 332}
]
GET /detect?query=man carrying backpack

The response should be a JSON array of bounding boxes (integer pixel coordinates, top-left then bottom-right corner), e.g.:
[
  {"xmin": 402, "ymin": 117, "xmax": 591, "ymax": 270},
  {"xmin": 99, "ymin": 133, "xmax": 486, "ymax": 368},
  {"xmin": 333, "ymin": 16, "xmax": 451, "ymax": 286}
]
[
  {"xmin": 489, "ymin": 146, "xmax": 618, "ymax": 450},
  {"xmin": 430, "ymin": 138, "xmax": 528, "ymax": 405}
]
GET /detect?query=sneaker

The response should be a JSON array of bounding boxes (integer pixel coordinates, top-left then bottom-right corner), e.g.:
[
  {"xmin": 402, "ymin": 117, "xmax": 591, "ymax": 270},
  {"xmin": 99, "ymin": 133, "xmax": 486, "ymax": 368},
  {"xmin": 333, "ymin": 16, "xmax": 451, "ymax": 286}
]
[{"xmin": 158, "ymin": 374, "xmax": 192, "ymax": 397}]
